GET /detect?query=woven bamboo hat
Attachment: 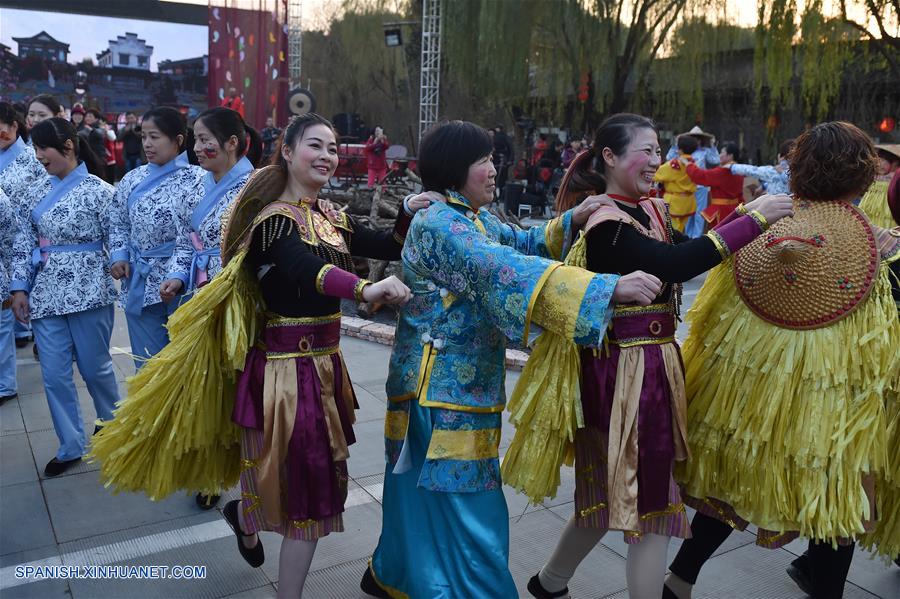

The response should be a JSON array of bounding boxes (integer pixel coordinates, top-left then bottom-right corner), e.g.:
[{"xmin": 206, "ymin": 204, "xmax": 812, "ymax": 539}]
[
  {"xmin": 733, "ymin": 199, "xmax": 879, "ymax": 330},
  {"xmin": 221, "ymin": 165, "xmax": 287, "ymax": 264},
  {"xmin": 679, "ymin": 125, "xmax": 714, "ymax": 140}
]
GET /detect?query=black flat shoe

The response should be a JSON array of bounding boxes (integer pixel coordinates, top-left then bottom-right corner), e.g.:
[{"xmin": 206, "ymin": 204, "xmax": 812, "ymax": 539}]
[
  {"xmin": 223, "ymin": 499, "xmax": 264, "ymax": 567},
  {"xmin": 360, "ymin": 565, "xmax": 390, "ymax": 598},
  {"xmin": 44, "ymin": 457, "xmax": 81, "ymax": 477},
  {"xmin": 196, "ymin": 493, "xmax": 221, "ymax": 510},
  {"xmin": 32, "ymin": 343, "xmax": 39, "ymax": 360},
  {"xmin": 15, "ymin": 337, "xmax": 29, "ymax": 348},
  {"xmin": 527, "ymin": 574, "xmax": 569, "ymax": 598},
  {"xmin": 0, "ymin": 393, "xmax": 17, "ymax": 404}
]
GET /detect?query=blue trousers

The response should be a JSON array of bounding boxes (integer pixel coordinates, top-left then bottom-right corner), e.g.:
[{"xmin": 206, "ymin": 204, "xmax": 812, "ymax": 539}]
[
  {"xmin": 125, "ymin": 300, "xmax": 178, "ymax": 370},
  {"xmin": 32, "ymin": 304, "xmax": 120, "ymax": 461},
  {"xmin": 14, "ymin": 317, "xmax": 31, "ymax": 340},
  {"xmin": 0, "ymin": 308, "xmax": 16, "ymax": 396}
]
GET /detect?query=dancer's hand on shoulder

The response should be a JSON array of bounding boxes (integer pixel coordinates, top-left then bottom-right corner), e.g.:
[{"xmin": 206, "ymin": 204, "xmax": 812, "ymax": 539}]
[
  {"xmin": 572, "ymin": 194, "xmax": 617, "ymax": 227},
  {"xmin": 745, "ymin": 193, "xmax": 794, "ymax": 225},
  {"xmin": 611, "ymin": 271, "xmax": 662, "ymax": 306},
  {"xmin": 362, "ymin": 275, "xmax": 411, "ymax": 306},
  {"xmin": 406, "ymin": 191, "xmax": 445, "ymax": 214}
]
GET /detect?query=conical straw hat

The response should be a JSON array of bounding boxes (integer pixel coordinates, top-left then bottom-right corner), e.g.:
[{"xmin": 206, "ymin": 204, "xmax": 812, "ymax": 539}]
[
  {"xmin": 679, "ymin": 125, "xmax": 714, "ymax": 139},
  {"xmin": 733, "ymin": 199, "xmax": 879, "ymax": 330},
  {"xmin": 221, "ymin": 165, "xmax": 287, "ymax": 264}
]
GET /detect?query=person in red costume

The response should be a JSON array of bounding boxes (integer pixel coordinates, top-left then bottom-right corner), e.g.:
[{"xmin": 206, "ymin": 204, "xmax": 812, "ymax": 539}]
[
  {"xmin": 683, "ymin": 141, "xmax": 744, "ymax": 227},
  {"xmin": 220, "ymin": 87, "xmax": 245, "ymax": 118},
  {"xmin": 364, "ymin": 126, "xmax": 389, "ymax": 188}
]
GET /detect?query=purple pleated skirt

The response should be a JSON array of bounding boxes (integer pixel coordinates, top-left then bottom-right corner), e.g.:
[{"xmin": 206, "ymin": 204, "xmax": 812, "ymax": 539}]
[
  {"xmin": 574, "ymin": 306, "xmax": 691, "ymax": 542},
  {"xmin": 233, "ymin": 315, "xmax": 357, "ymax": 539}
]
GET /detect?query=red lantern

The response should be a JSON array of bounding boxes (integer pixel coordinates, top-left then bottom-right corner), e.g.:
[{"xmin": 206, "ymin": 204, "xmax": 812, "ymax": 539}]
[
  {"xmin": 878, "ymin": 117, "xmax": 896, "ymax": 133},
  {"xmin": 578, "ymin": 90, "xmax": 589, "ymax": 103}
]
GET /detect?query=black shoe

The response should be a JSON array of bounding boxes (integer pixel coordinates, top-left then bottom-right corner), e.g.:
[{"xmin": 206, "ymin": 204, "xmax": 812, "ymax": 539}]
[
  {"xmin": 222, "ymin": 499, "xmax": 264, "ymax": 567},
  {"xmin": 527, "ymin": 573, "xmax": 569, "ymax": 598},
  {"xmin": 32, "ymin": 343, "xmax": 39, "ymax": 360},
  {"xmin": 44, "ymin": 457, "xmax": 81, "ymax": 477},
  {"xmin": 662, "ymin": 584, "xmax": 680, "ymax": 599},
  {"xmin": 14, "ymin": 337, "xmax": 29, "ymax": 348},
  {"xmin": 894, "ymin": 555, "xmax": 900, "ymax": 568},
  {"xmin": 196, "ymin": 493, "xmax": 221, "ymax": 510},
  {"xmin": 786, "ymin": 552, "xmax": 813, "ymax": 596},
  {"xmin": 0, "ymin": 393, "xmax": 17, "ymax": 404},
  {"xmin": 360, "ymin": 566, "xmax": 391, "ymax": 599}
]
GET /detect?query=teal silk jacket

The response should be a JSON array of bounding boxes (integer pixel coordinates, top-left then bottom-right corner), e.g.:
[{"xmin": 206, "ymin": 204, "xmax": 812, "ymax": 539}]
[{"xmin": 383, "ymin": 193, "xmax": 620, "ymax": 493}]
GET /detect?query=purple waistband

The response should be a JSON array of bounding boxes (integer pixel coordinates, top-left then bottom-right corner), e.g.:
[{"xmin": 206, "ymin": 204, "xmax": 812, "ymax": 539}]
[
  {"xmin": 608, "ymin": 305, "xmax": 676, "ymax": 346},
  {"xmin": 261, "ymin": 314, "xmax": 342, "ymax": 356}
]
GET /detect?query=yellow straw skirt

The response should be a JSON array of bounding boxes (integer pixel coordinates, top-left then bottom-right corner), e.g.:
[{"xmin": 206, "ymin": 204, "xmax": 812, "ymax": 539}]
[
  {"xmin": 859, "ymin": 180, "xmax": 895, "ymax": 229},
  {"xmin": 676, "ymin": 260, "xmax": 900, "ymax": 557}
]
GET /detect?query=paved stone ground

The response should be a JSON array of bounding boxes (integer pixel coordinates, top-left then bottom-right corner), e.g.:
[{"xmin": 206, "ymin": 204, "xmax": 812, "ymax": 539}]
[{"xmin": 1, "ymin": 273, "xmax": 898, "ymax": 598}]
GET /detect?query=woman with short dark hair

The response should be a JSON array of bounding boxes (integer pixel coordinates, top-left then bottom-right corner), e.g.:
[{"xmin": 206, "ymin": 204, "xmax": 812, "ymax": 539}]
[
  {"xmin": 363, "ymin": 120, "xmax": 663, "ymax": 598},
  {"xmin": 9, "ymin": 118, "xmax": 119, "ymax": 477},
  {"xmin": 664, "ymin": 121, "xmax": 900, "ymax": 598}
]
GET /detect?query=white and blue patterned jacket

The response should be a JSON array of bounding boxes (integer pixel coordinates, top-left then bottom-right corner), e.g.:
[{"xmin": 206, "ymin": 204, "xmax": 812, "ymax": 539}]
[
  {"xmin": 109, "ymin": 160, "xmax": 205, "ymax": 309},
  {"xmin": 0, "ymin": 138, "xmax": 50, "ymax": 211},
  {"xmin": 11, "ymin": 164, "xmax": 117, "ymax": 320},
  {"xmin": 0, "ymin": 188, "xmax": 15, "ymax": 299},
  {"xmin": 169, "ymin": 159, "xmax": 253, "ymax": 290}
]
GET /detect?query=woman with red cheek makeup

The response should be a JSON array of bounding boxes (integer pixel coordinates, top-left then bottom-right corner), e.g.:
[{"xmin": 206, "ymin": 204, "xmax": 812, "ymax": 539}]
[
  {"xmin": 516, "ymin": 113, "xmax": 794, "ymax": 599},
  {"xmin": 166, "ymin": 106, "xmax": 262, "ymax": 511}
]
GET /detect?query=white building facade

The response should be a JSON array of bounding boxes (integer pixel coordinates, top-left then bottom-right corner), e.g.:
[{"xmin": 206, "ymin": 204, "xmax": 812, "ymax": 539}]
[{"xmin": 97, "ymin": 33, "xmax": 153, "ymax": 70}]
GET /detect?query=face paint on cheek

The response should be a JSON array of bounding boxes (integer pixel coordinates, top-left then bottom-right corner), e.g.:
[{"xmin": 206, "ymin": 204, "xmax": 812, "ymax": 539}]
[
  {"xmin": 202, "ymin": 146, "xmax": 218, "ymax": 159},
  {"xmin": 0, "ymin": 131, "xmax": 11, "ymax": 141},
  {"xmin": 624, "ymin": 153, "xmax": 650, "ymax": 176}
]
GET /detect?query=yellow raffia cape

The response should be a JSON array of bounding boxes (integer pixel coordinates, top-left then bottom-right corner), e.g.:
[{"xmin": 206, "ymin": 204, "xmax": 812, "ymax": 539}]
[
  {"xmin": 89, "ymin": 250, "xmax": 261, "ymax": 499},
  {"xmin": 676, "ymin": 258, "xmax": 900, "ymax": 555},
  {"xmin": 859, "ymin": 180, "xmax": 893, "ymax": 229},
  {"xmin": 501, "ymin": 235, "xmax": 587, "ymax": 504}
]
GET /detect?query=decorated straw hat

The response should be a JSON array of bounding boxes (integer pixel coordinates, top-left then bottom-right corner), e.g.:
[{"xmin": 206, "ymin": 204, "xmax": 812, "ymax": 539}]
[
  {"xmin": 220, "ymin": 165, "xmax": 287, "ymax": 264},
  {"xmin": 734, "ymin": 199, "xmax": 879, "ymax": 330},
  {"xmin": 875, "ymin": 143, "xmax": 900, "ymax": 161},
  {"xmin": 678, "ymin": 125, "xmax": 714, "ymax": 140}
]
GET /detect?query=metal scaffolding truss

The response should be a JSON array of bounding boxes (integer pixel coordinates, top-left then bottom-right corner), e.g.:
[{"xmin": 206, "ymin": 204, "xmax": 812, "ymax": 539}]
[
  {"xmin": 418, "ymin": 0, "xmax": 442, "ymax": 142},
  {"xmin": 288, "ymin": 0, "xmax": 302, "ymax": 88}
]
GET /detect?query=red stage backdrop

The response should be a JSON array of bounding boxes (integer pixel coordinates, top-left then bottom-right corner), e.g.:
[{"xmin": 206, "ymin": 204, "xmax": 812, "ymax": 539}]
[{"xmin": 208, "ymin": 0, "xmax": 289, "ymax": 129}]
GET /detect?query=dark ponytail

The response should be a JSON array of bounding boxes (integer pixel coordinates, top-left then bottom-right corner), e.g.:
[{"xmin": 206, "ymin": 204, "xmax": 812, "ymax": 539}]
[
  {"xmin": 31, "ymin": 117, "xmax": 105, "ymax": 177},
  {"xmin": 270, "ymin": 113, "xmax": 339, "ymax": 171},
  {"xmin": 0, "ymin": 101, "xmax": 28, "ymax": 142},
  {"xmin": 555, "ymin": 112, "xmax": 657, "ymax": 211},
  {"xmin": 194, "ymin": 106, "xmax": 264, "ymax": 166}
]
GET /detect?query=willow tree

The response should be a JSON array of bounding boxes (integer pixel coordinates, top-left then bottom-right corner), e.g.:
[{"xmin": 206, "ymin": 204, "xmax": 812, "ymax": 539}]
[{"xmin": 443, "ymin": 0, "xmax": 692, "ymax": 127}]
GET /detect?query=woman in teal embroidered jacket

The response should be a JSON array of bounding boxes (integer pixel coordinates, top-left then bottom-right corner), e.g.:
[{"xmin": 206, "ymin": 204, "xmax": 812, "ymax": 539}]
[{"xmin": 362, "ymin": 121, "xmax": 662, "ymax": 599}]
